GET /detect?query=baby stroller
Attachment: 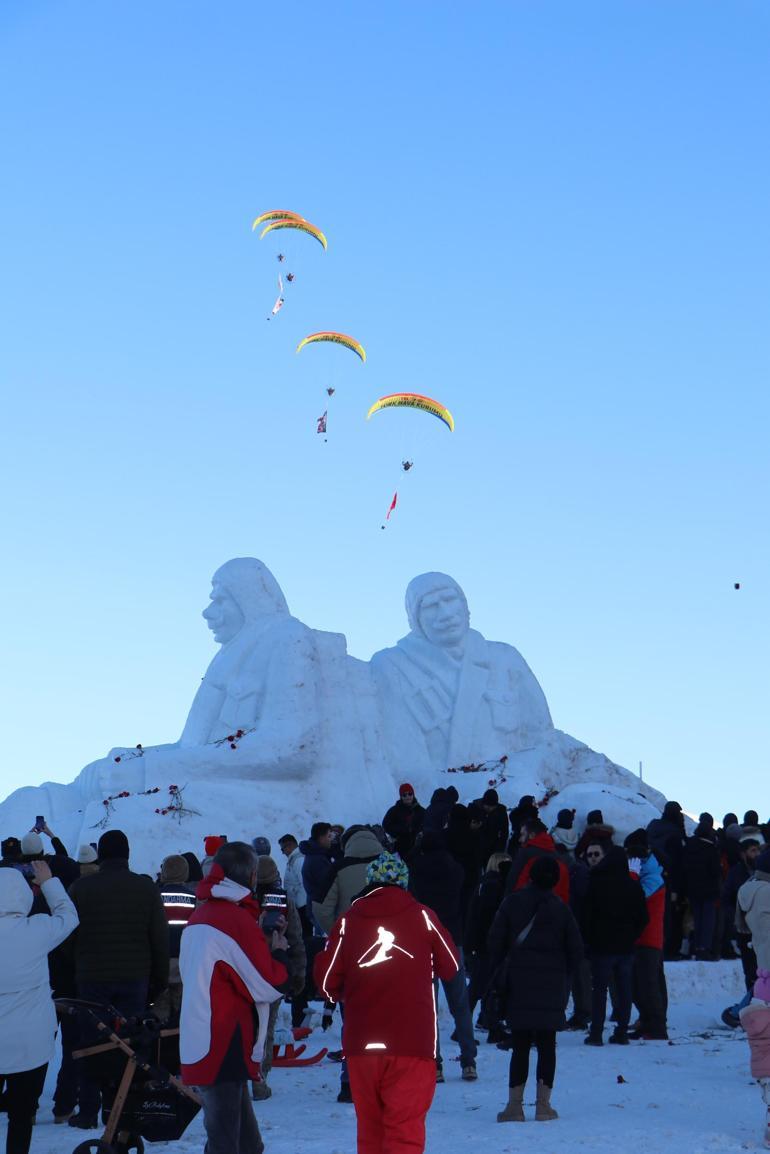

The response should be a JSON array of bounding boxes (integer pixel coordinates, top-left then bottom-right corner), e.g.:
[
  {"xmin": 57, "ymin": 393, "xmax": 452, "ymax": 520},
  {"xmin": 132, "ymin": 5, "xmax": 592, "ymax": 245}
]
[{"xmin": 56, "ymin": 998, "xmax": 201, "ymax": 1154}]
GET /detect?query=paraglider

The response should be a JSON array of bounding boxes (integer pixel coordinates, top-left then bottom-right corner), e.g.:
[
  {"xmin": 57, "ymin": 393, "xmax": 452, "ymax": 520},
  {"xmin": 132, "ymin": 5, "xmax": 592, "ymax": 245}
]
[
  {"xmin": 260, "ymin": 218, "xmax": 328, "ymax": 251},
  {"xmin": 296, "ymin": 332, "xmax": 366, "ymax": 363},
  {"xmin": 251, "ymin": 210, "xmax": 306, "ymax": 230},
  {"xmin": 366, "ymin": 393, "xmax": 454, "ymax": 432},
  {"xmin": 277, "ymin": 253, "xmax": 286, "ymax": 263}
]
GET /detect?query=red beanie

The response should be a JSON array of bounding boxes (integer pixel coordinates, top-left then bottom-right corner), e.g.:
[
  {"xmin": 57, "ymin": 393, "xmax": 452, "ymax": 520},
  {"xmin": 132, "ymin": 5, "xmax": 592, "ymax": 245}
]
[
  {"xmin": 204, "ymin": 835, "xmax": 227, "ymax": 857},
  {"xmin": 399, "ymin": 783, "xmax": 415, "ymax": 797}
]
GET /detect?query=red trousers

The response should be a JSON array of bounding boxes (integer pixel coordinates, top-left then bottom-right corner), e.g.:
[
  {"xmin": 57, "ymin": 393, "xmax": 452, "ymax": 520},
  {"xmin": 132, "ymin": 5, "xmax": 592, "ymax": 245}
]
[{"xmin": 347, "ymin": 1055, "xmax": 436, "ymax": 1154}]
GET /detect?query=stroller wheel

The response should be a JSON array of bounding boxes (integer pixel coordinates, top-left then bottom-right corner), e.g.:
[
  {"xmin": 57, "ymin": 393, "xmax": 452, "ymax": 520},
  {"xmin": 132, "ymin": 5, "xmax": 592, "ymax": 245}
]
[{"xmin": 115, "ymin": 1135, "xmax": 144, "ymax": 1154}]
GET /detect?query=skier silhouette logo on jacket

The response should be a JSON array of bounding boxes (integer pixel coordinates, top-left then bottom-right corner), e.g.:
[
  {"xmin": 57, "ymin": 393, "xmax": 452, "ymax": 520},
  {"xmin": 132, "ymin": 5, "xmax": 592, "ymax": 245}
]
[{"xmin": 357, "ymin": 926, "xmax": 415, "ymax": 968}]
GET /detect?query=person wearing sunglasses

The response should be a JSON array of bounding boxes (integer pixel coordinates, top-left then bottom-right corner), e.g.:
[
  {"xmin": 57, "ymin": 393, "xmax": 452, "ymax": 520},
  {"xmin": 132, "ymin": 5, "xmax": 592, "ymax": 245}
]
[
  {"xmin": 383, "ymin": 784, "xmax": 425, "ymax": 859},
  {"xmin": 581, "ymin": 844, "xmax": 649, "ymax": 1047}
]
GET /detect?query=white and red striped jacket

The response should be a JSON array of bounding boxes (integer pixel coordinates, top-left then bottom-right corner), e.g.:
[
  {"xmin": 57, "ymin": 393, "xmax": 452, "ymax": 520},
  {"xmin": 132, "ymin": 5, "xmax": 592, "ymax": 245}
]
[
  {"xmin": 179, "ymin": 866, "xmax": 287, "ymax": 1086},
  {"xmin": 314, "ymin": 884, "xmax": 458, "ymax": 1059}
]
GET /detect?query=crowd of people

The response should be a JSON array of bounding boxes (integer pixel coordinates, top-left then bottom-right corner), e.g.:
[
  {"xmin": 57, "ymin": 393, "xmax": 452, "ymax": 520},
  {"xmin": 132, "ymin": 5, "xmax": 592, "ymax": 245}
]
[{"xmin": 0, "ymin": 790, "xmax": 768, "ymax": 1154}]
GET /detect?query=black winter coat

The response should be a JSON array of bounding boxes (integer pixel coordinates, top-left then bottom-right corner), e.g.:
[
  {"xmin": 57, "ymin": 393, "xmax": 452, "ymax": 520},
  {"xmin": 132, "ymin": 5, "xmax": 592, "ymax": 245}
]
[
  {"xmin": 68, "ymin": 859, "xmax": 169, "ymax": 990},
  {"xmin": 382, "ymin": 801, "xmax": 425, "ymax": 859},
  {"xmin": 582, "ymin": 847, "xmax": 648, "ymax": 955},
  {"xmin": 683, "ymin": 836, "xmax": 721, "ymax": 902},
  {"xmin": 646, "ymin": 815, "xmax": 686, "ymax": 894},
  {"xmin": 476, "ymin": 804, "xmax": 509, "ymax": 864},
  {"xmin": 487, "ymin": 887, "xmax": 583, "ymax": 1030},
  {"xmin": 299, "ymin": 839, "xmax": 337, "ymax": 904},
  {"xmin": 465, "ymin": 869, "xmax": 506, "ymax": 955},
  {"xmin": 409, "ymin": 845, "xmax": 464, "ymax": 947}
]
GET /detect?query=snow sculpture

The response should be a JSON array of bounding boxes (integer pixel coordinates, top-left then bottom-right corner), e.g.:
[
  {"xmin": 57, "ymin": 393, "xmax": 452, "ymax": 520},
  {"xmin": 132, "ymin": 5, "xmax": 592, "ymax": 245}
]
[
  {"xmin": 371, "ymin": 572, "xmax": 553, "ymax": 790},
  {"xmin": 179, "ymin": 557, "xmax": 320, "ymax": 761},
  {"xmin": 0, "ymin": 557, "xmax": 668, "ymax": 874}
]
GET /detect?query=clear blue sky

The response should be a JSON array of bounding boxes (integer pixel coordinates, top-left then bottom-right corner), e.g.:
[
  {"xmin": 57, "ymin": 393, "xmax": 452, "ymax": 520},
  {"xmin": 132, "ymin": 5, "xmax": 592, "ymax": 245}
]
[{"xmin": 1, "ymin": 1, "xmax": 768, "ymax": 821}]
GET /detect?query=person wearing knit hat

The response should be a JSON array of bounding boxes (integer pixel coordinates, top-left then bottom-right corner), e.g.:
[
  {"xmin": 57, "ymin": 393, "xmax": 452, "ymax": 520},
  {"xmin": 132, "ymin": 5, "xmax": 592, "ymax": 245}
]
[
  {"xmin": 366, "ymin": 851, "xmax": 409, "ymax": 890},
  {"xmin": 19, "ymin": 828, "xmax": 80, "ymax": 892},
  {"xmin": 20, "ymin": 832, "xmax": 44, "ymax": 857},
  {"xmin": 251, "ymin": 855, "xmax": 308, "ymax": 1101},
  {"xmin": 488, "ymin": 840, "xmax": 583, "ymax": 1122},
  {"xmin": 474, "ymin": 788, "xmax": 509, "ymax": 863},
  {"xmin": 155, "ymin": 856, "xmax": 195, "ymax": 1024},
  {"xmin": 76, "ymin": 844, "xmax": 99, "ymax": 879},
  {"xmin": 159, "ymin": 855, "xmax": 190, "ymax": 885},
  {"xmin": 97, "ymin": 829, "xmax": 130, "ymax": 862},
  {"xmin": 251, "ymin": 836, "xmax": 271, "ymax": 857},
  {"xmin": 549, "ymin": 809, "xmax": 579, "ymax": 857},
  {"xmin": 314, "ymin": 844, "xmax": 459, "ymax": 1154},
  {"xmin": 383, "ymin": 785, "xmax": 425, "ymax": 859},
  {"xmin": 67, "ymin": 832, "xmax": 169, "ymax": 1128}
]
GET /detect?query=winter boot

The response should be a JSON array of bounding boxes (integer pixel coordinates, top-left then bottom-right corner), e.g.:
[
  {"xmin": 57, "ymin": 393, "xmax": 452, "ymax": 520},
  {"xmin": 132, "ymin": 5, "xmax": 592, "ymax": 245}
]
[
  {"xmin": 497, "ymin": 1084, "xmax": 525, "ymax": 1122},
  {"xmin": 535, "ymin": 1081, "xmax": 558, "ymax": 1121},
  {"xmin": 251, "ymin": 1079, "xmax": 271, "ymax": 1101}
]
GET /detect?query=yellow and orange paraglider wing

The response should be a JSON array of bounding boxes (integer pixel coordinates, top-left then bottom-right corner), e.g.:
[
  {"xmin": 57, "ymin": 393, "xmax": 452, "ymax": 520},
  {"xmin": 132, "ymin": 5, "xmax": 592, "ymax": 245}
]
[
  {"xmin": 366, "ymin": 393, "xmax": 454, "ymax": 432},
  {"xmin": 251, "ymin": 210, "xmax": 306, "ymax": 230},
  {"xmin": 296, "ymin": 331, "xmax": 366, "ymax": 363},
  {"xmin": 259, "ymin": 219, "xmax": 328, "ymax": 250}
]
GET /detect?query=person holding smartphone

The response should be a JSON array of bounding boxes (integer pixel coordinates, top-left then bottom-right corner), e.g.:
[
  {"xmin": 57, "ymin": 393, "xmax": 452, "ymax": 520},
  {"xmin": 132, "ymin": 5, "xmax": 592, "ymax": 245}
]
[{"xmin": 0, "ymin": 860, "xmax": 79, "ymax": 1154}]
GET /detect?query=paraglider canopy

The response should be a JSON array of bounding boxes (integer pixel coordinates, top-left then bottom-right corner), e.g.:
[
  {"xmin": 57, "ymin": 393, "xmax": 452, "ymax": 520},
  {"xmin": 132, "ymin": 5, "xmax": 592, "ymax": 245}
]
[
  {"xmin": 366, "ymin": 393, "xmax": 454, "ymax": 432},
  {"xmin": 296, "ymin": 332, "xmax": 366, "ymax": 363}
]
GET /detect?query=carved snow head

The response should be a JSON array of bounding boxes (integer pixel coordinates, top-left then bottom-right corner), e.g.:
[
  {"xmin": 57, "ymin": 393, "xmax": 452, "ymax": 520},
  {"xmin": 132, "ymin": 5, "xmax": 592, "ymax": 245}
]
[
  {"xmin": 405, "ymin": 572, "xmax": 470, "ymax": 648},
  {"xmin": 203, "ymin": 558, "xmax": 290, "ymax": 644}
]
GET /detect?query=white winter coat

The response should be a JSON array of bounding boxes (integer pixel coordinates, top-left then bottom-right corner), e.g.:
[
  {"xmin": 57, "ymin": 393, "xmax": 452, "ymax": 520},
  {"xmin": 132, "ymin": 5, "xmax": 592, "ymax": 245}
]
[
  {"xmin": 0, "ymin": 870, "xmax": 79, "ymax": 1074},
  {"xmin": 283, "ymin": 848, "xmax": 307, "ymax": 910}
]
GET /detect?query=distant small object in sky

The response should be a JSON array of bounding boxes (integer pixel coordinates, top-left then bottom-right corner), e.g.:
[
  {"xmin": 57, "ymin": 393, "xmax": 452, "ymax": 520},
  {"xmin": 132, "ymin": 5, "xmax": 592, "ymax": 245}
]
[{"xmin": 734, "ymin": 582, "xmax": 741, "ymax": 590}]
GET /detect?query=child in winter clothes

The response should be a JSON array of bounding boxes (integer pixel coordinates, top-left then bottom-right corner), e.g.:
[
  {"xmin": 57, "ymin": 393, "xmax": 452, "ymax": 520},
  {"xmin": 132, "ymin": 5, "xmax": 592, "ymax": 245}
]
[{"xmin": 740, "ymin": 970, "xmax": 770, "ymax": 1149}]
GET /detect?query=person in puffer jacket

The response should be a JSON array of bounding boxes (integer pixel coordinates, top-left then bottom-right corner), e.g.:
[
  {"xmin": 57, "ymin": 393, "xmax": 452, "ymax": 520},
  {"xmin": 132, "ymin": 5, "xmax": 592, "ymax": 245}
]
[
  {"xmin": 179, "ymin": 841, "xmax": 289, "ymax": 1154},
  {"xmin": 740, "ymin": 970, "xmax": 770, "ymax": 1150},
  {"xmin": 625, "ymin": 832, "xmax": 668, "ymax": 1039}
]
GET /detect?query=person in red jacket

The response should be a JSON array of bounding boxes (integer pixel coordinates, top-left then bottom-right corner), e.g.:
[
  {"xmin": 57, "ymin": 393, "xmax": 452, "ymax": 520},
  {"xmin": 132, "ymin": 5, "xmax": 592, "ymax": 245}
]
[
  {"xmin": 624, "ymin": 832, "xmax": 668, "ymax": 1040},
  {"xmin": 506, "ymin": 820, "xmax": 570, "ymax": 905},
  {"xmin": 314, "ymin": 851, "xmax": 459, "ymax": 1154},
  {"xmin": 179, "ymin": 841, "xmax": 289, "ymax": 1154}
]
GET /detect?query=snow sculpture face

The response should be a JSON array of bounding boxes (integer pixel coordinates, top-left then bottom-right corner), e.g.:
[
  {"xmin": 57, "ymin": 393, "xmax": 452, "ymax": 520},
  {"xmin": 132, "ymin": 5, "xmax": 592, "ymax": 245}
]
[
  {"xmin": 201, "ymin": 558, "xmax": 291, "ymax": 646},
  {"xmin": 202, "ymin": 582, "xmax": 245, "ymax": 645},
  {"xmin": 405, "ymin": 573, "xmax": 470, "ymax": 649}
]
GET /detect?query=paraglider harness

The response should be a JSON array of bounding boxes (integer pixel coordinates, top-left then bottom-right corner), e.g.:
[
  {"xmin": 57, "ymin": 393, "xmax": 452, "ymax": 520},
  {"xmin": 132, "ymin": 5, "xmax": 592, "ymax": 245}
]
[{"xmin": 56, "ymin": 997, "xmax": 201, "ymax": 1154}]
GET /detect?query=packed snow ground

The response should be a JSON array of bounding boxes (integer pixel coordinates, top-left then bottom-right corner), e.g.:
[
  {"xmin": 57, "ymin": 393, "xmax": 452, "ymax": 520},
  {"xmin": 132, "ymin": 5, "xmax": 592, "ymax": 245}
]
[{"xmin": 16, "ymin": 961, "xmax": 767, "ymax": 1154}]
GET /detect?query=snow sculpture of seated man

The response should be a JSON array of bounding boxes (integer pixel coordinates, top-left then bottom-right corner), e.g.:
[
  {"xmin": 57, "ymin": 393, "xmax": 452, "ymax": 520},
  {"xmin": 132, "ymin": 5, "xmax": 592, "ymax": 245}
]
[{"xmin": 370, "ymin": 572, "xmax": 553, "ymax": 795}]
